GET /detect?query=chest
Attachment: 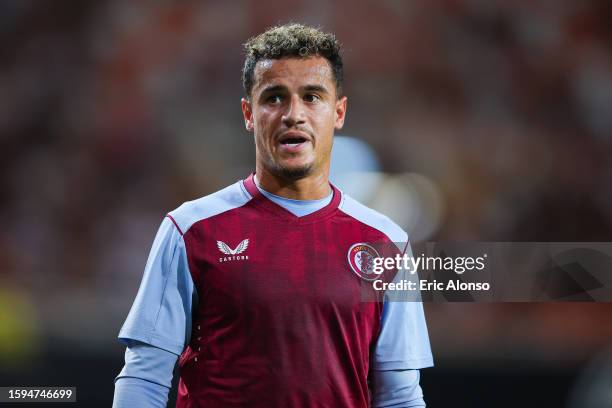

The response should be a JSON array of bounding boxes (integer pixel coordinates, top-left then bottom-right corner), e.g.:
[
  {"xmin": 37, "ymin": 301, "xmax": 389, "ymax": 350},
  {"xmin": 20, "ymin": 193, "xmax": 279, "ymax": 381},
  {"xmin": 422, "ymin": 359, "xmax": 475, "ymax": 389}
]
[{"xmin": 183, "ymin": 214, "xmax": 385, "ymax": 314}]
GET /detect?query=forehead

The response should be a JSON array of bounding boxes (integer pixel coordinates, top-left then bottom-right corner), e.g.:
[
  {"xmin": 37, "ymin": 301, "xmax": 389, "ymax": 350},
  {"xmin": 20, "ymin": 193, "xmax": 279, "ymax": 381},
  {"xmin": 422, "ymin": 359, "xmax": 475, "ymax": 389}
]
[{"xmin": 252, "ymin": 56, "xmax": 335, "ymax": 93}]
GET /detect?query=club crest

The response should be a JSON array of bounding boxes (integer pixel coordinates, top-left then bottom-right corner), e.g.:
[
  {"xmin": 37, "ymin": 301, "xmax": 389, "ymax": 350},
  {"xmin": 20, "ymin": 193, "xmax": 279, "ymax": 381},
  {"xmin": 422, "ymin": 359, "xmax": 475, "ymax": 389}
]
[{"xmin": 347, "ymin": 243, "xmax": 381, "ymax": 281}]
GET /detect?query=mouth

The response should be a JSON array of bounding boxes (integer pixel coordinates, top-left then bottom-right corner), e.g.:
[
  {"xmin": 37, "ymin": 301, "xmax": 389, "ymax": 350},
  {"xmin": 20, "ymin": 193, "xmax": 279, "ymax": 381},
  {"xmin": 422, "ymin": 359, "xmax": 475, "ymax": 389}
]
[{"xmin": 277, "ymin": 132, "xmax": 311, "ymax": 152}]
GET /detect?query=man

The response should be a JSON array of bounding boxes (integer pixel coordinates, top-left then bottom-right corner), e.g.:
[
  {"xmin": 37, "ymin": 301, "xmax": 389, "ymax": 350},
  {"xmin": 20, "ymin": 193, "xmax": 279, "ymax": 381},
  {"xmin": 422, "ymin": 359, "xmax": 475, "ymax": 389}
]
[{"xmin": 113, "ymin": 23, "xmax": 433, "ymax": 407}]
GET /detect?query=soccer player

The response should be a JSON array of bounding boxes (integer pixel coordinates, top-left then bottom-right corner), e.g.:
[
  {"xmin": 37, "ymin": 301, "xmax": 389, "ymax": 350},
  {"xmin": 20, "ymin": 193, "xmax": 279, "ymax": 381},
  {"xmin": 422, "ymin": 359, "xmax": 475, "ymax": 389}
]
[{"xmin": 113, "ymin": 23, "xmax": 433, "ymax": 407}]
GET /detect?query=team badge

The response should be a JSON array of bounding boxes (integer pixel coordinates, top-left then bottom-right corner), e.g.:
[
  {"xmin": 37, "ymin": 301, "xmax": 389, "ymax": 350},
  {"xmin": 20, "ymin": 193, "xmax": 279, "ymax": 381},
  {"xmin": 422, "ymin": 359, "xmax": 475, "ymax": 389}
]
[{"xmin": 347, "ymin": 243, "xmax": 381, "ymax": 281}]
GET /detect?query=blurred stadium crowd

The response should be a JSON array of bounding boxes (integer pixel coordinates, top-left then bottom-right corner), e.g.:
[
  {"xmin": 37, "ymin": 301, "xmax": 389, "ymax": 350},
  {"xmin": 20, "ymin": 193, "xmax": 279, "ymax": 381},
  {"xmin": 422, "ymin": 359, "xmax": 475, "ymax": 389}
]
[{"xmin": 1, "ymin": 1, "xmax": 612, "ymax": 407}]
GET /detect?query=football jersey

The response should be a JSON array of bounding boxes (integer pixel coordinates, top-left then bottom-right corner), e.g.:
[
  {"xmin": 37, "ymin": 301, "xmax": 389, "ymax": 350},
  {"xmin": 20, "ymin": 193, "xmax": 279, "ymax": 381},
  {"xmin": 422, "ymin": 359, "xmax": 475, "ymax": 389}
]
[{"xmin": 119, "ymin": 174, "xmax": 432, "ymax": 408}]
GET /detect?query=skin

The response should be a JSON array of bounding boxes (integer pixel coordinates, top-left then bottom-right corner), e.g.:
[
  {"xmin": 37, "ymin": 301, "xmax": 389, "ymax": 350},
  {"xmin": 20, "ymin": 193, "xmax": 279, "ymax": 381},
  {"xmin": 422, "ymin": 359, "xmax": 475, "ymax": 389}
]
[{"xmin": 241, "ymin": 56, "xmax": 347, "ymax": 200}]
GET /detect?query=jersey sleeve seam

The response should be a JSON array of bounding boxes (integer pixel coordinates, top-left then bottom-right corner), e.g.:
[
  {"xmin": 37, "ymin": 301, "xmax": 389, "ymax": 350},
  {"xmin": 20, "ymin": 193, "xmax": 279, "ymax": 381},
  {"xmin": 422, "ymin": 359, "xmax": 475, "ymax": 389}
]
[
  {"xmin": 338, "ymin": 207, "xmax": 408, "ymax": 246},
  {"xmin": 151, "ymin": 225, "xmax": 183, "ymax": 340},
  {"xmin": 118, "ymin": 329, "xmax": 183, "ymax": 356},
  {"xmin": 168, "ymin": 182, "xmax": 253, "ymax": 237},
  {"xmin": 165, "ymin": 214, "xmax": 184, "ymax": 235},
  {"xmin": 372, "ymin": 355, "xmax": 434, "ymax": 370}
]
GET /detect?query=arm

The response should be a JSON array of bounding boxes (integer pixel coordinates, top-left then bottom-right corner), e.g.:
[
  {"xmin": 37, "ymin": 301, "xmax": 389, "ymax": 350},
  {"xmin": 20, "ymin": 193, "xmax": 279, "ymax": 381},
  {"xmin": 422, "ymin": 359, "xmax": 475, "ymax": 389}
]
[
  {"xmin": 113, "ymin": 216, "xmax": 195, "ymax": 406},
  {"xmin": 371, "ymin": 242, "xmax": 433, "ymax": 406},
  {"xmin": 117, "ymin": 216, "xmax": 194, "ymax": 354},
  {"xmin": 113, "ymin": 342, "xmax": 178, "ymax": 408},
  {"xmin": 113, "ymin": 378, "xmax": 168, "ymax": 408},
  {"xmin": 371, "ymin": 369, "xmax": 425, "ymax": 407}
]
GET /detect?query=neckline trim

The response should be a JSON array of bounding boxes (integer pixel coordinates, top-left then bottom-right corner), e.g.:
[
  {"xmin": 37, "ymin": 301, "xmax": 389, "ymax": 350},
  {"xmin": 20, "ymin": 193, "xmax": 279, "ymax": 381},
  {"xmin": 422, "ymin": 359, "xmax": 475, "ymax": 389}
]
[{"xmin": 242, "ymin": 173, "xmax": 342, "ymax": 223}]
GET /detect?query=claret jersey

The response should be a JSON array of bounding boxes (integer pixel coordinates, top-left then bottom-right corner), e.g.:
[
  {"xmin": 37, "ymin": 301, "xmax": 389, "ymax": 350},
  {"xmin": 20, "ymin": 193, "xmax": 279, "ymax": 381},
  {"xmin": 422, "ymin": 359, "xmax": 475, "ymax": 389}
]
[{"xmin": 119, "ymin": 174, "xmax": 432, "ymax": 408}]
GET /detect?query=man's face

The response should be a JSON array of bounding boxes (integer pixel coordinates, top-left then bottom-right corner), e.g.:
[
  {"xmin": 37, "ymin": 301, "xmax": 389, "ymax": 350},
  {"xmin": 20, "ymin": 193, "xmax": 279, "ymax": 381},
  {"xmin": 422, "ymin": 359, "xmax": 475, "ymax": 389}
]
[{"xmin": 241, "ymin": 56, "xmax": 347, "ymax": 181}]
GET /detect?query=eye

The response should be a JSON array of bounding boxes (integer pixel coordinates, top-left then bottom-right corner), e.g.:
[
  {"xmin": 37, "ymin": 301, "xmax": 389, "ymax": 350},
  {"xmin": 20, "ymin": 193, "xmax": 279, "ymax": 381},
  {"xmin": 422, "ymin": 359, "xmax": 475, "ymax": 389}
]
[
  {"xmin": 303, "ymin": 93, "xmax": 320, "ymax": 103},
  {"xmin": 266, "ymin": 95, "xmax": 283, "ymax": 104}
]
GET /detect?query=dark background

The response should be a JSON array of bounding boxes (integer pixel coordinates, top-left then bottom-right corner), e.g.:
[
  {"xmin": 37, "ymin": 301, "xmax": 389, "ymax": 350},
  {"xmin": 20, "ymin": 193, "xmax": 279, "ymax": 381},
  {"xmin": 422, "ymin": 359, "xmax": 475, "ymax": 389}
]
[{"xmin": 1, "ymin": 1, "xmax": 612, "ymax": 407}]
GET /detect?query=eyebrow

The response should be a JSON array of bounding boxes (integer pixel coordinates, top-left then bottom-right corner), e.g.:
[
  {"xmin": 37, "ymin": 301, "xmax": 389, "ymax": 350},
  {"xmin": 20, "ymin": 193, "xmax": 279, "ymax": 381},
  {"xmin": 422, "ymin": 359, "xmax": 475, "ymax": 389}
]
[
  {"xmin": 258, "ymin": 84, "xmax": 330, "ymax": 99},
  {"xmin": 259, "ymin": 85, "xmax": 287, "ymax": 96},
  {"xmin": 302, "ymin": 85, "xmax": 329, "ymax": 94}
]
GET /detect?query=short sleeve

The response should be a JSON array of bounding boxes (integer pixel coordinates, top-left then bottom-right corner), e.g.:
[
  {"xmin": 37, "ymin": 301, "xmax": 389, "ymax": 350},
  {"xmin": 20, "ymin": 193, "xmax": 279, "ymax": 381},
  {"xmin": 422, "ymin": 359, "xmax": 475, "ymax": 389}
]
[
  {"xmin": 118, "ymin": 216, "xmax": 195, "ymax": 355},
  {"xmin": 372, "ymin": 242, "xmax": 434, "ymax": 370}
]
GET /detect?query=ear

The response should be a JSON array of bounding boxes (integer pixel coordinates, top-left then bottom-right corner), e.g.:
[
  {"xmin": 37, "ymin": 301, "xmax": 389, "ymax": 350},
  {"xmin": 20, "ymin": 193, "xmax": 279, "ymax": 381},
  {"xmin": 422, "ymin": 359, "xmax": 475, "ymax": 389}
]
[
  {"xmin": 241, "ymin": 98, "xmax": 254, "ymax": 132},
  {"xmin": 334, "ymin": 96, "xmax": 348, "ymax": 130}
]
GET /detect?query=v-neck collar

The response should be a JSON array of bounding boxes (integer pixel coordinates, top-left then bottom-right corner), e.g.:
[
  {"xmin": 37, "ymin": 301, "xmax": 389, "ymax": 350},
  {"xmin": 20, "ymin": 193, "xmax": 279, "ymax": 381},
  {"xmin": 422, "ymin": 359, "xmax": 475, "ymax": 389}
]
[{"xmin": 242, "ymin": 173, "xmax": 342, "ymax": 223}]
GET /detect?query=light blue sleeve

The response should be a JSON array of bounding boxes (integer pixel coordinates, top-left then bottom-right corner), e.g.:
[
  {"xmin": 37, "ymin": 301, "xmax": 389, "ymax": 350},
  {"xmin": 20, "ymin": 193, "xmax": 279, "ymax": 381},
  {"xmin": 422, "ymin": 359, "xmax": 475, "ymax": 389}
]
[
  {"xmin": 116, "ymin": 341, "xmax": 178, "ymax": 388},
  {"xmin": 113, "ymin": 342, "xmax": 178, "ymax": 408},
  {"xmin": 113, "ymin": 377, "xmax": 168, "ymax": 408},
  {"xmin": 371, "ymin": 369, "xmax": 425, "ymax": 407},
  {"xmin": 372, "ymin": 242, "xmax": 433, "ymax": 370},
  {"xmin": 118, "ymin": 216, "xmax": 196, "ymax": 355}
]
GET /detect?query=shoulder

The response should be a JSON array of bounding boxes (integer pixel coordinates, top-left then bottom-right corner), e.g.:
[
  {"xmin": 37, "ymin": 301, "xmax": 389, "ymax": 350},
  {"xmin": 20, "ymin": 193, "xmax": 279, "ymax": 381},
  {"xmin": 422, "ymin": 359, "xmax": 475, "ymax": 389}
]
[
  {"xmin": 166, "ymin": 180, "xmax": 252, "ymax": 235},
  {"xmin": 338, "ymin": 193, "xmax": 408, "ymax": 243}
]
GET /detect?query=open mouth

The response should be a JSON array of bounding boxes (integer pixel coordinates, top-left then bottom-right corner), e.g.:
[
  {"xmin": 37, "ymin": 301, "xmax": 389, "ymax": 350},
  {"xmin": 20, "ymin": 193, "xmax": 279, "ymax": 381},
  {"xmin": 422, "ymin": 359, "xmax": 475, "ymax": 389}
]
[
  {"xmin": 280, "ymin": 135, "xmax": 308, "ymax": 147},
  {"xmin": 278, "ymin": 132, "xmax": 311, "ymax": 152}
]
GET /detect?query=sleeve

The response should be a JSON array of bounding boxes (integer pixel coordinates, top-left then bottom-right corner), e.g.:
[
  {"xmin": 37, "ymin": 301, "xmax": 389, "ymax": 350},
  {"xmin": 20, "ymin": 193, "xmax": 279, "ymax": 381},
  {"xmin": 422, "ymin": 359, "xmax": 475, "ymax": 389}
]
[
  {"xmin": 115, "ymin": 341, "xmax": 178, "ymax": 388},
  {"xmin": 112, "ymin": 341, "xmax": 179, "ymax": 408},
  {"xmin": 118, "ymin": 216, "xmax": 196, "ymax": 355},
  {"xmin": 113, "ymin": 377, "xmax": 169, "ymax": 408},
  {"xmin": 371, "ymin": 369, "xmax": 425, "ymax": 407},
  {"xmin": 372, "ymin": 242, "xmax": 434, "ymax": 370},
  {"xmin": 113, "ymin": 343, "xmax": 178, "ymax": 408}
]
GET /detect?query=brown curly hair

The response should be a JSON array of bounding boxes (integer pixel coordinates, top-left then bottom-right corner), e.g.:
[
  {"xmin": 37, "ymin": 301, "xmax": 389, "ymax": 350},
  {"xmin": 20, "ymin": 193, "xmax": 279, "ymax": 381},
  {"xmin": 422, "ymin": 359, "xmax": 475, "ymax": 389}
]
[{"xmin": 242, "ymin": 23, "xmax": 343, "ymax": 99}]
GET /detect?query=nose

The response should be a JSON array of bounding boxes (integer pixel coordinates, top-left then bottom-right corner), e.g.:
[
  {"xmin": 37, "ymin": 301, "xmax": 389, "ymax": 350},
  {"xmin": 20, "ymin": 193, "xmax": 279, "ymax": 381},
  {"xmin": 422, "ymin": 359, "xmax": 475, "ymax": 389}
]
[{"xmin": 282, "ymin": 95, "xmax": 305, "ymax": 127}]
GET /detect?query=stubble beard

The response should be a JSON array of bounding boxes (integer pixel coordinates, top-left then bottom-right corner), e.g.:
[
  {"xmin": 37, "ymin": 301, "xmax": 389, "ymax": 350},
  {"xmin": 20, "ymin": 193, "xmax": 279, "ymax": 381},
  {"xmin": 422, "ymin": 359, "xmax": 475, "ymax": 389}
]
[
  {"xmin": 255, "ymin": 133, "xmax": 315, "ymax": 181},
  {"xmin": 264, "ymin": 156, "xmax": 314, "ymax": 181}
]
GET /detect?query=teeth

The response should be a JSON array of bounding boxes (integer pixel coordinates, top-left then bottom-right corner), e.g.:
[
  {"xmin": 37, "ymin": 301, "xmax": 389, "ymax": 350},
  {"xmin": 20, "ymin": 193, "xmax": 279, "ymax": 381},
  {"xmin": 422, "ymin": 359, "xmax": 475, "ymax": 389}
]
[{"xmin": 281, "ymin": 140, "xmax": 306, "ymax": 146}]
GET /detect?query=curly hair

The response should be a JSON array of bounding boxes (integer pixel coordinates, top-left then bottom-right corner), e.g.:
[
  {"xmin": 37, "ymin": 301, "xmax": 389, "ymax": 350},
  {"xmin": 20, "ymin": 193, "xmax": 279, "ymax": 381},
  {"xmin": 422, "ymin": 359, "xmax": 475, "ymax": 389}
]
[{"xmin": 242, "ymin": 23, "xmax": 343, "ymax": 99}]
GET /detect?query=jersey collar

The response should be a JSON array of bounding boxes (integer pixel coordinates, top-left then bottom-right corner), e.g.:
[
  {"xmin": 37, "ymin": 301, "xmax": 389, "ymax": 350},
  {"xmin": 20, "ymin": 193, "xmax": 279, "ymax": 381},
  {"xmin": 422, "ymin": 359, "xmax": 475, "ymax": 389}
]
[{"xmin": 243, "ymin": 173, "xmax": 342, "ymax": 223}]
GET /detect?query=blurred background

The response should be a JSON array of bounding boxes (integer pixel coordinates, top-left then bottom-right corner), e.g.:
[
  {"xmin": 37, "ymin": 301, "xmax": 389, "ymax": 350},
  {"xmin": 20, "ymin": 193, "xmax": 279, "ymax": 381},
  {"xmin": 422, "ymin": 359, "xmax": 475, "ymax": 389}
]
[{"xmin": 1, "ymin": 1, "xmax": 612, "ymax": 407}]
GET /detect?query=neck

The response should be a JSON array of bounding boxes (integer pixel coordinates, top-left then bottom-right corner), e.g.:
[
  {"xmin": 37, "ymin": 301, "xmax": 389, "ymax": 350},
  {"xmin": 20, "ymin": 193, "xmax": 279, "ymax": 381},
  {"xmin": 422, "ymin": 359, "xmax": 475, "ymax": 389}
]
[{"xmin": 255, "ymin": 164, "xmax": 332, "ymax": 200}]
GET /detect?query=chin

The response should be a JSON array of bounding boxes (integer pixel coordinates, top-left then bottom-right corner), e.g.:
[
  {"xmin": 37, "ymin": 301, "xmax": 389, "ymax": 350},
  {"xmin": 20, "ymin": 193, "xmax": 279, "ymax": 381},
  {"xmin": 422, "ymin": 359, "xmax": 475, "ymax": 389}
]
[{"xmin": 271, "ymin": 162, "xmax": 314, "ymax": 181}]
